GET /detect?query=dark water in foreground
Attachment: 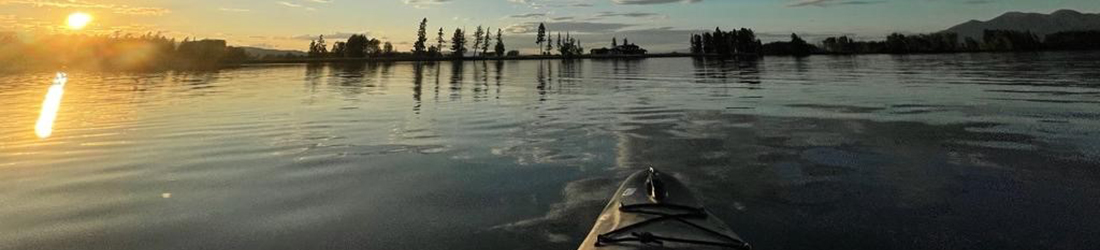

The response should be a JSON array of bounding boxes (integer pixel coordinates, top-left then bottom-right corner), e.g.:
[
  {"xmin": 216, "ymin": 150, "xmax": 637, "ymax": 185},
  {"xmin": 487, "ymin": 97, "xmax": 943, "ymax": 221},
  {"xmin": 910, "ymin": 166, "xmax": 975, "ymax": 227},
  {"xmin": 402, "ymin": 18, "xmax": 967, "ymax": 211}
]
[{"xmin": 2, "ymin": 53, "xmax": 1099, "ymax": 250}]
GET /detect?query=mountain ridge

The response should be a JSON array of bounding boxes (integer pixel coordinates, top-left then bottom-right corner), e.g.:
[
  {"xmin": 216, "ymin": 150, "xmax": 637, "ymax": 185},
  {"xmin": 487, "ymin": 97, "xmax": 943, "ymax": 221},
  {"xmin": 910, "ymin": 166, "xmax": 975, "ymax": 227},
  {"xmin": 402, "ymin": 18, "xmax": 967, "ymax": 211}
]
[{"xmin": 943, "ymin": 9, "xmax": 1100, "ymax": 41}]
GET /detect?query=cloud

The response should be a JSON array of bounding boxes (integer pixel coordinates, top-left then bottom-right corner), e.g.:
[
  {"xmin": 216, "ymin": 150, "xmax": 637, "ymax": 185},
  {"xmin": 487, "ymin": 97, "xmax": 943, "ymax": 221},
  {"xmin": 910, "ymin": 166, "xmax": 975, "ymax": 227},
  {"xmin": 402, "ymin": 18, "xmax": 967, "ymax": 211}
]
[
  {"xmin": 403, "ymin": 0, "xmax": 451, "ymax": 8},
  {"xmin": 0, "ymin": 0, "xmax": 171, "ymax": 16},
  {"xmin": 786, "ymin": 0, "xmax": 886, "ymax": 7},
  {"xmin": 611, "ymin": 0, "xmax": 701, "ymax": 5},
  {"xmin": 505, "ymin": 21, "xmax": 635, "ymax": 34},
  {"xmin": 218, "ymin": 7, "xmax": 251, "ymax": 12},
  {"xmin": 595, "ymin": 11, "xmax": 662, "ymax": 18},
  {"xmin": 508, "ymin": 13, "xmax": 547, "ymax": 18},
  {"xmin": 308, "ymin": 0, "xmax": 332, "ymax": 2},
  {"xmin": 277, "ymin": 1, "xmax": 303, "ymax": 7},
  {"xmin": 291, "ymin": 32, "xmax": 371, "ymax": 40}
]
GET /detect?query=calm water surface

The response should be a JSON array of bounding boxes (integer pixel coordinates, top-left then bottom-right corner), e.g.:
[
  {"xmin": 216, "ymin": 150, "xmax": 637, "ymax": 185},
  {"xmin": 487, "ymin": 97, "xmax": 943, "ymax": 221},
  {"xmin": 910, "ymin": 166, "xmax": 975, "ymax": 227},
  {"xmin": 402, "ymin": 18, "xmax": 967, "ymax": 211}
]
[{"xmin": 2, "ymin": 53, "xmax": 1099, "ymax": 250}]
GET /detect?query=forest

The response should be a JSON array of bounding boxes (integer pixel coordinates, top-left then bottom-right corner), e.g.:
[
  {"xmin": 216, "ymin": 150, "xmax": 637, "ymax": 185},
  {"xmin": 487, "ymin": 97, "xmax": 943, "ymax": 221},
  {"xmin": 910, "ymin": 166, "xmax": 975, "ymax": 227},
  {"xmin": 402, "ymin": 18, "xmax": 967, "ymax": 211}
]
[
  {"xmin": 810, "ymin": 30, "xmax": 1100, "ymax": 55},
  {"xmin": 690, "ymin": 28, "xmax": 1100, "ymax": 56},
  {"xmin": 300, "ymin": 19, "xmax": 585, "ymax": 59},
  {"xmin": 0, "ymin": 32, "xmax": 247, "ymax": 72}
]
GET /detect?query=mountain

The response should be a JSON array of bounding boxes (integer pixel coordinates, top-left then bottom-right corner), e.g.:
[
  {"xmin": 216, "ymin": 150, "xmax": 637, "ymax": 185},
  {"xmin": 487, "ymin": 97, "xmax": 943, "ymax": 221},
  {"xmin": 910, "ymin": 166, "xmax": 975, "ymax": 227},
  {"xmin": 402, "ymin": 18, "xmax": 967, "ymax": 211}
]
[
  {"xmin": 944, "ymin": 9, "xmax": 1100, "ymax": 41},
  {"xmin": 237, "ymin": 46, "xmax": 307, "ymax": 58}
]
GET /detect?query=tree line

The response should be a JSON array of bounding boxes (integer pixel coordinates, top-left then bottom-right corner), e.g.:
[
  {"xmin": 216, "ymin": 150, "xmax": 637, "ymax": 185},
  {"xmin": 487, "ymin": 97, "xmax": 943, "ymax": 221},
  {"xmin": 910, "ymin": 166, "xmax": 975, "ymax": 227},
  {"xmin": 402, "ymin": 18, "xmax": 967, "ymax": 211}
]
[
  {"xmin": 308, "ymin": 18, "xmax": 517, "ymax": 59},
  {"xmin": 316, "ymin": 19, "xmax": 591, "ymax": 59},
  {"xmin": 0, "ymin": 32, "xmax": 248, "ymax": 72},
  {"xmin": 690, "ymin": 28, "xmax": 1100, "ymax": 57},
  {"xmin": 307, "ymin": 34, "xmax": 394, "ymax": 58},
  {"xmin": 817, "ymin": 30, "xmax": 1100, "ymax": 54},
  {"xmin": 689, "ymin": 27, "xmax": 764, "ymax": 56},
  {"xmin": 535, "ymin": 23, "xmax": 585, "ymax": 56}
]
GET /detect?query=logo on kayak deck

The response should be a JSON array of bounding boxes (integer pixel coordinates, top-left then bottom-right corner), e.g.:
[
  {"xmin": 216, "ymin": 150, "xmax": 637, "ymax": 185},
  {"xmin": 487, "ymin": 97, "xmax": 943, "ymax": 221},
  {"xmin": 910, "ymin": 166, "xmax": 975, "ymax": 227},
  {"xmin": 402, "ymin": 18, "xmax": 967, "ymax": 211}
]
[{"xmin": 622, "ymin": 188, "xmax": 636, "ymax": 196}]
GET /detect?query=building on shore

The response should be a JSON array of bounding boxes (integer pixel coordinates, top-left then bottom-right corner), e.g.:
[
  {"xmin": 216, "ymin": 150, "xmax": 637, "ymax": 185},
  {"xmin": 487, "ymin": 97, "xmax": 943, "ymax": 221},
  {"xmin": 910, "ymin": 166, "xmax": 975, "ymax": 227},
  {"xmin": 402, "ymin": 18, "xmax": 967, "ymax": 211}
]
[{"xmin": 590, "ymin": 37, "xmax": 648, "ymax": 55}]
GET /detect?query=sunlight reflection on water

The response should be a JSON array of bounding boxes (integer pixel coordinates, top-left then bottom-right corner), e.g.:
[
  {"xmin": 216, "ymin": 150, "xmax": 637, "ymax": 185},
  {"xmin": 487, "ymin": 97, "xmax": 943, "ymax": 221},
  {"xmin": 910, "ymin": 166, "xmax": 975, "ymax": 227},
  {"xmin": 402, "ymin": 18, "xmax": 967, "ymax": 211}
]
[{"xmin": 34, "ymin": 72, "xmax": 66, "ymax": 139}]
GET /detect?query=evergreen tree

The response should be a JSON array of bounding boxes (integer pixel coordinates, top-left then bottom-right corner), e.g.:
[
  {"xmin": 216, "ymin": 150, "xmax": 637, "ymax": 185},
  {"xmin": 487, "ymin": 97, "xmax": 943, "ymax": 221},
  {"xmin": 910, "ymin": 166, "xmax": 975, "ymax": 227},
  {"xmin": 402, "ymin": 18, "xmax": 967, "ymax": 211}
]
[
  {"xmin": 690, "ymin": 27, "xmax": 762, "ymax": 56},
  {"xmin": 737, "ymin": 28, "xmax": 759, "ymax": 54},
  {"xmin": 414, "ymin": 18, "xmax": 428, "ymax": 55},
  {"xmin": 690, "ymin": 35, "xmax": 702, "ymax": 54},
  {"xmin": 546, "ymin": 38, "xmax": 553, "ymax": 55},
  {"xmin": 558, "ymin": 33, "xmax": 584, "ymax": 56},
  {"xmin": 316, "ymin": 35, "xmax": 328, "ymax": 57},
  {"xmin": 556, "ymin": 33, "xmax": 562, "ymax": 49},
  {"xmin": 451, "ymin": 28, "xmax": 467, "ymax": 58},
  {"xmin": 713, "ymin": 27, "xmax": 728, "ymax": 55},
  {"xmin": 701, "ymin": 33, "xmax": 713, "ymax": 54},
  {"xmin": 472, "ymin": 26, "xmax": 484, "ymax": 56},
  {"xmin": 482, "ymin": 28, "xmax": 492, "ymax": 56},
  {"xmin": 612, "ymin": 37, "xmax": 618, "ymax": 47},
  {"xmin": 788, "ymin": 33, "xmax": 812, "ymax": 56},
  {"xmin": 536, "ymin": 23, "xmax": 546, "ymax": 55},
  {"xmin": 308, "ymin": 40, "xmax": 318, "ymax": 57},
  {"xmin": 494, "ymin": 28, "xmax": 506, "ymax": 57},
  {"xmin": 436, "ymin": 27, "xmax": 446, "ymax": 56}
]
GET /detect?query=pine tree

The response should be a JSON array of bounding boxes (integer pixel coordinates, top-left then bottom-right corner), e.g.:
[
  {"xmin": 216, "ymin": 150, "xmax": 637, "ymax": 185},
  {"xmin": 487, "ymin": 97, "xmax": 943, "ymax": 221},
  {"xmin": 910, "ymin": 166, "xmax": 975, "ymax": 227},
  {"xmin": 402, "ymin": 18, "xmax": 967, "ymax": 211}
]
[
  {"xmin": 451, "ymin": 28, "xmax": 467, "ymax": 58},
  {"xmin": 472, "ymin": 26, "xmax": 483, "ymax": 56},
  {"xmin": 308, "ymin": 40, "xmax": 317, "ymax": 57},
  {"xmin": 414, "ymin": 18, "xmax": 428, "ymax": 55},
  {"xmin": 436, "ymin": 27, "xmax": 446, "ymax": 56},
  {"xmin": 494, "ymin": 28, "xmax": 505, "ymax": 57},
  {"xmin": 545, "ymin": 31, "xmax": 554, "ymax": 55},
  {"xmin": 556, "ymin": 33, "xmax": 562, "ymax": 49},
  {"xmin": 536, "ymin": 23, "xmax": 546, "ymax": 55},
  {"xmin": 486, "ymin": 28, "xmax": 495, "ymax": 55},
  {"xmin": 317, "ymin": 35, "xmax": 328, "ymax": 57}
]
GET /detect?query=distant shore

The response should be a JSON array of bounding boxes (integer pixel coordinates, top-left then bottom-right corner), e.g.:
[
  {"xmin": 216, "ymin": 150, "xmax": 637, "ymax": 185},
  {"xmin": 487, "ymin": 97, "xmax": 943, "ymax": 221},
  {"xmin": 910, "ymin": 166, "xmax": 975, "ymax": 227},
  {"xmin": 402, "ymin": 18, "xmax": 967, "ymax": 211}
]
[
  {"xmin": 240, "ymin": 49, "xmax": 1100, "ymax": 65},
  {"xmin": 241, "ymin": 53, "xmax": 719, "ymax": 64}
]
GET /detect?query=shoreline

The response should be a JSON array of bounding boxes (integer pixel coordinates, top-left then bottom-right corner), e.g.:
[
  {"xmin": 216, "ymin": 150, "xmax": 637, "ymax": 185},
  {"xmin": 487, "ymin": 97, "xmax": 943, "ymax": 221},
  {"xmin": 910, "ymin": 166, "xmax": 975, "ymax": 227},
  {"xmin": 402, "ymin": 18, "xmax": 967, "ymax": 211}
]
[
  {"xmin": 239, "ymin": 49, "xmax": 1100, "ymax": 65},
  {"xmin": 241, "ymin": 53, "xmax": 712, "ymax": 64}
]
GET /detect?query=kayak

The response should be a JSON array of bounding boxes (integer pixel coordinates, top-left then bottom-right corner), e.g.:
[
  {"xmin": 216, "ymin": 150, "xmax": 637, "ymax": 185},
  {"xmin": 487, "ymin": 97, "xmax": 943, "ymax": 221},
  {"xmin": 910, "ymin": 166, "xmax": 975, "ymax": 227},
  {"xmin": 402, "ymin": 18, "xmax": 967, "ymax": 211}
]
[{"xmin": 578, "ymin": 168, "xmax": 751, "ymax": 250}]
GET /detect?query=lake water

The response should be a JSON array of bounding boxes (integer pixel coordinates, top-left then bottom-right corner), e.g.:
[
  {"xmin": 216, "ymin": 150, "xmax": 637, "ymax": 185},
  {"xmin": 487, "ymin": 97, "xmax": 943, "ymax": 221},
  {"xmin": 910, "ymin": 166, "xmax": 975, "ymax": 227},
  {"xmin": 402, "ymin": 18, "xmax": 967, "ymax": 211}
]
[{"xmin": 2, "ymin": 53, "xmax": 1099, "ymax": 250}]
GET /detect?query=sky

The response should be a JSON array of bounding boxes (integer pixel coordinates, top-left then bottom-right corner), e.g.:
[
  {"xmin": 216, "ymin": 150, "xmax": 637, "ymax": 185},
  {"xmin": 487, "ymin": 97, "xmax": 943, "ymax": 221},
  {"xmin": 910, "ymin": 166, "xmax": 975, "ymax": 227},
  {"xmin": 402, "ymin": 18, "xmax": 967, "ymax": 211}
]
[{"xmin": 2, "ymin": 0, "xmax": 1099, "ymax": 53}]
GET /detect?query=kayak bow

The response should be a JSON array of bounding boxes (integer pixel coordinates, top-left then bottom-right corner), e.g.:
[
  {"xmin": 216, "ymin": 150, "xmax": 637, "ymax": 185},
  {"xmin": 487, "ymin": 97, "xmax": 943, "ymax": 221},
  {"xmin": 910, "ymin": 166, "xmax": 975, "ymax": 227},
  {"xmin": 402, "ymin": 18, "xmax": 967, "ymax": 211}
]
[{"xmin": 578, "ymin": 168, "xmax": 750, "ymax": 250}]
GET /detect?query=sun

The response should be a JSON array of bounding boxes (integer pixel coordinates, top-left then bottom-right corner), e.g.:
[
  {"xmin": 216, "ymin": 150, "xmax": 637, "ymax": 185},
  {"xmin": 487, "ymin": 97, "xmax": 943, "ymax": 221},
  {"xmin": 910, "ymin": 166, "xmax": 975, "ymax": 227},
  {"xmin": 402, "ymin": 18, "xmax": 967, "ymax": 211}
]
[{"xmin": 66, "ymin": 12, "xmax": 93, "ymax": 30}]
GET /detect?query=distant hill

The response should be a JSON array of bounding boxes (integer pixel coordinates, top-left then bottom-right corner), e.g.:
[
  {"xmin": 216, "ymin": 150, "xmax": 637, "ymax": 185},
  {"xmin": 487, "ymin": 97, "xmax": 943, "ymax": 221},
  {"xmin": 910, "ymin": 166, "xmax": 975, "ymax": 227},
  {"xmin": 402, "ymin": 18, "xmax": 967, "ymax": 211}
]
[
  {"xmin": 944, "ymin": 9, "xmax": 1100, "ymax": 41},
  {"xmin": 238, "ymin": 47, "xmax": 306, "ymax": 58}
]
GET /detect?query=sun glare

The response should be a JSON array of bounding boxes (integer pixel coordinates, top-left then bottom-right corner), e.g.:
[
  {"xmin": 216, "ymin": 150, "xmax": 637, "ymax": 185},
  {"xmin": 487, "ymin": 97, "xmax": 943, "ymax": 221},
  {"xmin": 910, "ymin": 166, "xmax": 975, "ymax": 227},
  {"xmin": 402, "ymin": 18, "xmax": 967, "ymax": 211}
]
[
  {"xmin": 66, "ymin": 12, "xmax": 92, "ymax": 30},
  {"xmin": 35, "ymin": 73, "xmax": 67, "ymax": 139}
]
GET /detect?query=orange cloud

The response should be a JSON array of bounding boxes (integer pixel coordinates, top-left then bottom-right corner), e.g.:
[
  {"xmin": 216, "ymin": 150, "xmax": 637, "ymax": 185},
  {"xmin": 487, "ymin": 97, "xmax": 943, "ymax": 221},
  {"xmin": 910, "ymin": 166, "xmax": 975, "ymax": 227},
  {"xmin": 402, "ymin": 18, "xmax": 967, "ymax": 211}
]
[{"xmin": 0, "ymin": 0, "xmax": 171, "ymax": 16}]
